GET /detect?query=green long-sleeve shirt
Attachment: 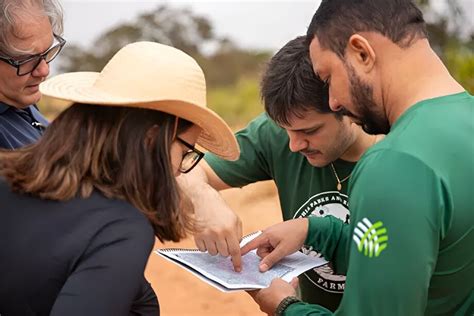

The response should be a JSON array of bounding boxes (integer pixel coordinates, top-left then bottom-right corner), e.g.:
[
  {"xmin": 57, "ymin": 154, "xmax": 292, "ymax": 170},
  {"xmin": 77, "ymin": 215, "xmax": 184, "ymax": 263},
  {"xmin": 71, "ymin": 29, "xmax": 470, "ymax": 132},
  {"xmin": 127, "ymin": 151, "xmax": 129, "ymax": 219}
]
[{"xmin": 285, "ymin": 92, "xmax": 474, "ymax": 316}]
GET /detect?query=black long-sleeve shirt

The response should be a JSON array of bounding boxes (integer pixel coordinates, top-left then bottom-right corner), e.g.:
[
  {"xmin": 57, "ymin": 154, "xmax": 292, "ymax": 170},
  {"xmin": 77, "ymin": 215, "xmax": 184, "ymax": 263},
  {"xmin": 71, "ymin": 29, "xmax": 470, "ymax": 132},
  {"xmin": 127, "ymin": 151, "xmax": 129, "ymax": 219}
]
[{"xmin": 0, "ymin": 179, "xmax": 159, "ymax": 316}]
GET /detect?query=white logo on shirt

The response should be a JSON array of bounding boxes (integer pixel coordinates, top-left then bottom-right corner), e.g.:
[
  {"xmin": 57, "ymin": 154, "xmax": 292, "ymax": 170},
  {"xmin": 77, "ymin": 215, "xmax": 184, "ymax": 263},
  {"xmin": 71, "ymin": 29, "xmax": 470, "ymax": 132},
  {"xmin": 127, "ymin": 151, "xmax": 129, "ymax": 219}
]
[{"xmin": 293, "ymin": 191, "xmax": 349, "ymax": 293}]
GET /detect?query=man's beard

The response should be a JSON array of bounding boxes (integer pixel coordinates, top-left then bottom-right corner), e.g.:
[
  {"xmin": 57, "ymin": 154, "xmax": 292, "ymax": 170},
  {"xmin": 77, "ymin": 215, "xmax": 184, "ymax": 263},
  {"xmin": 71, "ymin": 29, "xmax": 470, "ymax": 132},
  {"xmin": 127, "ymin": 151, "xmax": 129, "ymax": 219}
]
[{"xmin": 343, "ymin": 64, "xmax": 390, "ymax": 135}]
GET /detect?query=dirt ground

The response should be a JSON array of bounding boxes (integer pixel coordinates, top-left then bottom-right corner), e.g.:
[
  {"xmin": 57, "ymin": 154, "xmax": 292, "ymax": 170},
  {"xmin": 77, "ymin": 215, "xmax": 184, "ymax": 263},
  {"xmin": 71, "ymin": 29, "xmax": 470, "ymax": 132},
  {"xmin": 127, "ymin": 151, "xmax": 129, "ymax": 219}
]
[{"xmin": 145, "ymin": 181, "xmax": 283, "ymax": 316}]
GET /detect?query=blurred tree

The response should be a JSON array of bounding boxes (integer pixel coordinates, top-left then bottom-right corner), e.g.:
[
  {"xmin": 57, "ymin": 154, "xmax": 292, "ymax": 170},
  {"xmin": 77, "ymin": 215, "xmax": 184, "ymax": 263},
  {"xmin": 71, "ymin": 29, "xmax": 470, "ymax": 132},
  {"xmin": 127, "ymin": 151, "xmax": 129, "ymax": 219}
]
[
  {"xmin": 59, "ymin": 6, "xmax": 215, "ymax": 73},
  {"xmin": 49, "ymin": 2, "xmax": 472, "ymax": 125},
  {"xmin": 197, "ymin": 38, "xmax": 270, "ymax": 86},
  {"xmin": 416, "ymin": 0, "xmax": 474, "ymax": 92},
  {"xmin": 58, "ymin": 5, "xmax": 269, "ymax": 88}
]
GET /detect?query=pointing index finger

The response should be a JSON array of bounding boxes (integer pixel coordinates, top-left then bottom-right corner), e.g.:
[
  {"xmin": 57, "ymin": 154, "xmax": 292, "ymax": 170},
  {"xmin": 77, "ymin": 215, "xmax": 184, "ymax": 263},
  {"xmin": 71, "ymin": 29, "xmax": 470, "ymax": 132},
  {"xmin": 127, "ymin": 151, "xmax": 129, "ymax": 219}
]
[
  {"xmin": 240, "ymin": 234, "xmax": 268, "ymax": 256},
  {"xmin": 227, "ymin": 235, "xmax": 242, "ymax": 272}
]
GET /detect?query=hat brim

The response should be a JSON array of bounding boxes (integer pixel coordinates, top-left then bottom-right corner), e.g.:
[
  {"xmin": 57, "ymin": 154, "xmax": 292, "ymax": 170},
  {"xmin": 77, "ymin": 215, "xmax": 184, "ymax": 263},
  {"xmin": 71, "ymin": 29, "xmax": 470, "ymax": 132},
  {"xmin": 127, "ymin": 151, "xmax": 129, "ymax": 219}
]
[{"xmin": 40, "ymin": 72, "xmax": 240, "ymax": 160}]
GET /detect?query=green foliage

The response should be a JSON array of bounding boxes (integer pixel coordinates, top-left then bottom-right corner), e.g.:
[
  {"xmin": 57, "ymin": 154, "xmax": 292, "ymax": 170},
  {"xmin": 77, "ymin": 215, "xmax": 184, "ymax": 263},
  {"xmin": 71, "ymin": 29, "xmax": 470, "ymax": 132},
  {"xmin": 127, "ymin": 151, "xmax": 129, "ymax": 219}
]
[
  {"xmin": 416, "ymin": 0, "xmax": 474, "ymax": 93},
  {"xmin": 445, "ymin": 47, "xmax": 474, "ymax": 93},
  {"xmin": 208, "ymin": 77, "xmax": 263, "ymax": 127},
  {"xmin": 197, "ymin": 42, "xmax": 270, "ymax": 87}
]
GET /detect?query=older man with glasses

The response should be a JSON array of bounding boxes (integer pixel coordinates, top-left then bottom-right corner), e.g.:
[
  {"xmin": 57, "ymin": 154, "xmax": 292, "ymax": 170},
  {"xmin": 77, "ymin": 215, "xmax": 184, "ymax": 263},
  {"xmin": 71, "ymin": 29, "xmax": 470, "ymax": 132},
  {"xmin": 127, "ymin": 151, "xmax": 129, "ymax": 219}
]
[{"xmin": 0, "ymin": 0, "xmax": 65, "ymax": 149}]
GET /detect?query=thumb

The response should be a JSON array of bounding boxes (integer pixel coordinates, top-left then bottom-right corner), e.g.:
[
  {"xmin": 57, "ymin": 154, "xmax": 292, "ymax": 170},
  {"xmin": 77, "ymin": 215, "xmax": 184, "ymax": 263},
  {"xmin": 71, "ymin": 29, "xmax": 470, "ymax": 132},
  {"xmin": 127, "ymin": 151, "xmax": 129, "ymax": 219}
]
[
  {"xmin": 258, "ymin": 247, "xmax": 286, "ymax": 272},
  {"xmin": 290, "ymin": 277, "xmax": 299, "ymax": 289}
]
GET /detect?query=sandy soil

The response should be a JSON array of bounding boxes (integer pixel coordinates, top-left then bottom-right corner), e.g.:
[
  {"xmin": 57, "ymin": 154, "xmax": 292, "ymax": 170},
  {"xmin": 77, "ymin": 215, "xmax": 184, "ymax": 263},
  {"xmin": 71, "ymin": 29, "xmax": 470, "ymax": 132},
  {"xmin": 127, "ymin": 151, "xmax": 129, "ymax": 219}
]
[{"xmin": 145, "ymin": 181, "xmax": 283, "ymax": 316}]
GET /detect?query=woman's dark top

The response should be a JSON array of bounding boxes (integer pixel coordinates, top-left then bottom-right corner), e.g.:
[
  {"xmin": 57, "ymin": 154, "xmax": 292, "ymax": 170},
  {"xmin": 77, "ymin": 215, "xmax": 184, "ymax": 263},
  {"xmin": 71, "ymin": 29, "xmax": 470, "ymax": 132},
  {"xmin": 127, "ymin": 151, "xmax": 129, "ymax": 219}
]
[{"xmin": 0, "ymin": 179, "xmax": 159, "ymax": 316}]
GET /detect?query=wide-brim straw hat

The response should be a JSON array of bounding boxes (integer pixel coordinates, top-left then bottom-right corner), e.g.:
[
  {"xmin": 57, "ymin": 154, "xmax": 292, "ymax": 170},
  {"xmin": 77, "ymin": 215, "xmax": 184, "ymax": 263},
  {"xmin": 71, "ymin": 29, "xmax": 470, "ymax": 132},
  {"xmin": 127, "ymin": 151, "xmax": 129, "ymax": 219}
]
[{"xmin": 40, "ymin": 41, "xmax": 240, "ymax": 160}]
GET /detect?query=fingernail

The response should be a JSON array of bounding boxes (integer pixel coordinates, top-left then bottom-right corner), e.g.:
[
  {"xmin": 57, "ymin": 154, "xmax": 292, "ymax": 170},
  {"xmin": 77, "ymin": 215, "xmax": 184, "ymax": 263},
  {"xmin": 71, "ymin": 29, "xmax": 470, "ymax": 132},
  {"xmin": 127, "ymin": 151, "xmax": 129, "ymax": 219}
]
[{"xmin": 260, "ymin": 263, "xmax": 268, "ymax": 272}]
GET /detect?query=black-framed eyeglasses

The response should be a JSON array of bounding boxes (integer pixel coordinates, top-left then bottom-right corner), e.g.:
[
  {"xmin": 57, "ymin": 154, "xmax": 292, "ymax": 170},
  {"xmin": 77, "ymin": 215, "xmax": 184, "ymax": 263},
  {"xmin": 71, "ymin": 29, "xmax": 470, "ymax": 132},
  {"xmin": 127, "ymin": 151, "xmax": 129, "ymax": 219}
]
[
  {"xmin": 177, "ymin": 137, "xmax": 204, "ymax": 173},
  {"xmin": 0, "ymin": 34, "xmax": 66, "ymax": 76}
]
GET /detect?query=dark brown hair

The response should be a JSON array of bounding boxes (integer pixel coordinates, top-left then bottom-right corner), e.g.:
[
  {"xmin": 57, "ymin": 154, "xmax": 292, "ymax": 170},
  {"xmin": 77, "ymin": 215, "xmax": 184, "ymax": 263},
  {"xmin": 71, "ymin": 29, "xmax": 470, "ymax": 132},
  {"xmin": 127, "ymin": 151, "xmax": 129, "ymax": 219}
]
[
  {"xmin": 307, "ymin": 0, "xmax": 427, "ymax": 58},
  {"xmin": 261, "ymin": 36, "xmax": 335, "ymax": 126},
  {"xmin": 0, "ymin": 103, "xmax": 194, "ymax": 242}
]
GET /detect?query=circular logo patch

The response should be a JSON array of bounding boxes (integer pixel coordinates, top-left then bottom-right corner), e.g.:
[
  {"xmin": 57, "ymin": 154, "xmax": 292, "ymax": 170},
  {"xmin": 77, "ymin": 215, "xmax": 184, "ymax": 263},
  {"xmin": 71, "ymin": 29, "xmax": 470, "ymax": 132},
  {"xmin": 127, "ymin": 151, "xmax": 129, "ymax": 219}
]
[{"xmin": 293, "ymin": 191, "xmax": 349, "ymax": 293}]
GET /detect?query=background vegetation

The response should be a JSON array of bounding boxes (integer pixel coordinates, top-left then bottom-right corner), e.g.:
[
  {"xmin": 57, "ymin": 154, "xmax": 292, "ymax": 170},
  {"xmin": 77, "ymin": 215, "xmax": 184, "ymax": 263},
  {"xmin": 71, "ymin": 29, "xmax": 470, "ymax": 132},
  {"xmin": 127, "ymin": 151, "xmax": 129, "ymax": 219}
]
[{"xmin": 39, "ymin": 1, "xmax": 474, "ymax": 125}]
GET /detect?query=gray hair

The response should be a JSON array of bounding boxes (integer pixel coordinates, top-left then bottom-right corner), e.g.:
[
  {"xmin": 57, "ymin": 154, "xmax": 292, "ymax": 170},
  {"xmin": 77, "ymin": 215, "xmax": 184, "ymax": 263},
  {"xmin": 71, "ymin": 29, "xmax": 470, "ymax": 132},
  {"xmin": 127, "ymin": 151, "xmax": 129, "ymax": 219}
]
[{"xmin": 0, "ymin": 0, "xmax": 64, "ymax": 56}]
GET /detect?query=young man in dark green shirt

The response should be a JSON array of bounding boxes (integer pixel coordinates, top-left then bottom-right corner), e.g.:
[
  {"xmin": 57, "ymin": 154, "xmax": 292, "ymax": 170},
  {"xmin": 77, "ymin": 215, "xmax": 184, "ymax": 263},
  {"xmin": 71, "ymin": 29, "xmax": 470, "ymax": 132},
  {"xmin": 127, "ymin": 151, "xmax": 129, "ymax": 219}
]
[
  {"xmin": 182, "ymin": 36, "xmax": 381, "ymax": 311},
  {"xmin": 241, "ymin": 0, "xmax": 473, "ymax": 315}
]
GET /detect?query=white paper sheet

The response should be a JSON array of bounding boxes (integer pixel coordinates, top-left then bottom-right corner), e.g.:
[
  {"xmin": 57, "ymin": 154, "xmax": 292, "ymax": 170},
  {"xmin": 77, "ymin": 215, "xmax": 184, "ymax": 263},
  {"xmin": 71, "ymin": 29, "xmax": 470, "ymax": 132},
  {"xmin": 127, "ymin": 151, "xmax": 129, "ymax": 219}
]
[{"xmin": 155, "ymin": 231, "xmax": 328, "ymax": 292}]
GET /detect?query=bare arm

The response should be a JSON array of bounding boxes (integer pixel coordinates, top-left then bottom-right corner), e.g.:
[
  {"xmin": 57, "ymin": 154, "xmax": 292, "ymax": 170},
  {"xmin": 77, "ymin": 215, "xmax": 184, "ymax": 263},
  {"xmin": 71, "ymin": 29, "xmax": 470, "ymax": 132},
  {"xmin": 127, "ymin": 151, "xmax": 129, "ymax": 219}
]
[
  {"xmin": 195, "ymin": 159, "xmax": 232, "ymax": 191},
  {"xmin": 178, "ymin": 160, "xmax": 243, "ymax": 271}
]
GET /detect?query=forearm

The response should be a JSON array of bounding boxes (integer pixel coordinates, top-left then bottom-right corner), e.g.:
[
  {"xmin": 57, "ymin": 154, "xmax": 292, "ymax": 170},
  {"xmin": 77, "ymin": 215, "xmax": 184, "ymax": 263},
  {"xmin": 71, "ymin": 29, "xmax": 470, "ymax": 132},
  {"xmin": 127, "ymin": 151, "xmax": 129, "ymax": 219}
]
[
  {"xmin": 179, "ymin": 162, "xmax": 242, "ymax": 262},
  {"xmin": 178, "ymin": 165, "xmax": 231, "ymax": 215},
  {"xmin": 304, "ymin": 216, "xmax": 350, "ymax": 274},
  {"xmin": 179, "ymin": 159, "xmax": 232, "ymax": 194}
]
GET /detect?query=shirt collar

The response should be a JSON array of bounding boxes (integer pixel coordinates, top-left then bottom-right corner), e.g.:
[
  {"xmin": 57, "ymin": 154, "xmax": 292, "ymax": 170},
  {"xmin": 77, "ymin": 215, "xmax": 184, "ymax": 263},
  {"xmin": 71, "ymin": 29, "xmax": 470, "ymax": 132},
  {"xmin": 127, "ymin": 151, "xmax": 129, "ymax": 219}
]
[
  {"xmin": 0, "ymin": 102, "xmax": 39, "ymax": 116},
  {"xmin": 0, "ymin": 102, "xmax": 10, "ymax": 115}
]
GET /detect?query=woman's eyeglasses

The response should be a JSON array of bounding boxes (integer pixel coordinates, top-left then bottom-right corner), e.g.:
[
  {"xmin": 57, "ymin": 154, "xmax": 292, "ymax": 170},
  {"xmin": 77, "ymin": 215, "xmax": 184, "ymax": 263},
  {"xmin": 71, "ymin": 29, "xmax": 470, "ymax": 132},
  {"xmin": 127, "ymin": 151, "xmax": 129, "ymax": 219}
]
[{"xmin": 176, "ymin": 137, "xmax": 204, "ymax": 173}]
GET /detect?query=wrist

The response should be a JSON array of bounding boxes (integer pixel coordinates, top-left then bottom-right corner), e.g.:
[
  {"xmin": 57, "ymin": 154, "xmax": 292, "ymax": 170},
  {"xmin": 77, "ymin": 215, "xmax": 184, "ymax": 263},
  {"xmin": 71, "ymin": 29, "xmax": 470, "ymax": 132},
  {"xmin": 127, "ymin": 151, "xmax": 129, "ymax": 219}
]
[{"xmin": 275, "ymin": 296, "xmax": 301, "ymax": 316}]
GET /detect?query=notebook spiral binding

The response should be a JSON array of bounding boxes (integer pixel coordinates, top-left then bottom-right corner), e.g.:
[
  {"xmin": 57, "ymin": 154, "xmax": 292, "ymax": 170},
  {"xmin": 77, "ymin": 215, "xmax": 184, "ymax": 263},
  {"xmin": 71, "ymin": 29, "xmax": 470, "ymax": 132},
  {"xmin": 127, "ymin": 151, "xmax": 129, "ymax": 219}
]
[
  {"xmin": 159, "ymin": 248, "xmax": 200, "ymax": 252},
  {"xmin": 159, "ymin": 231, "xmax": 262, "ymax": 253}
]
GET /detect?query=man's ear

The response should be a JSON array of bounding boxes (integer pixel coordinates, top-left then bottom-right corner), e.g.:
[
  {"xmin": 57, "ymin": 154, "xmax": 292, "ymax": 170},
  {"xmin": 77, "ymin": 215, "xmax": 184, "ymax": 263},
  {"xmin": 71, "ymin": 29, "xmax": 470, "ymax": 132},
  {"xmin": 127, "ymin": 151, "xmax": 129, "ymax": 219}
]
[
  {"xmin": 346, "ymin": 34, "xmax": 376, "ymax": 72},
  {"xmin": 144, "ymin": 125, "xmax": 160, "ymax": 149}
]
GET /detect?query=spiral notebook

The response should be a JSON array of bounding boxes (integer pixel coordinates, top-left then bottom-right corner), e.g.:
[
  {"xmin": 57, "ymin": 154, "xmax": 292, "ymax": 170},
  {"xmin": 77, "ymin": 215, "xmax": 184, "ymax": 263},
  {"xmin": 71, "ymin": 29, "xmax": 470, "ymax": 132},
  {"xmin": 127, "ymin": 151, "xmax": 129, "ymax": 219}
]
[{"xmin": 155, "ymin": 231, "xmax": 328, "ymax": 292}]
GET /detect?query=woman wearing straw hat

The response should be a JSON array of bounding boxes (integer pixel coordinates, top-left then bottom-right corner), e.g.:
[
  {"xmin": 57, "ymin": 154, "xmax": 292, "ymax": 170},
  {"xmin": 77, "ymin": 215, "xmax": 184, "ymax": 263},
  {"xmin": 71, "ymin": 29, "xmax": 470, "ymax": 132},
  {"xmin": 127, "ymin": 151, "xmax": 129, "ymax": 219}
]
[{"xmin": 0, "ymin": 42, "xmax": 239, "ymax": 315}]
